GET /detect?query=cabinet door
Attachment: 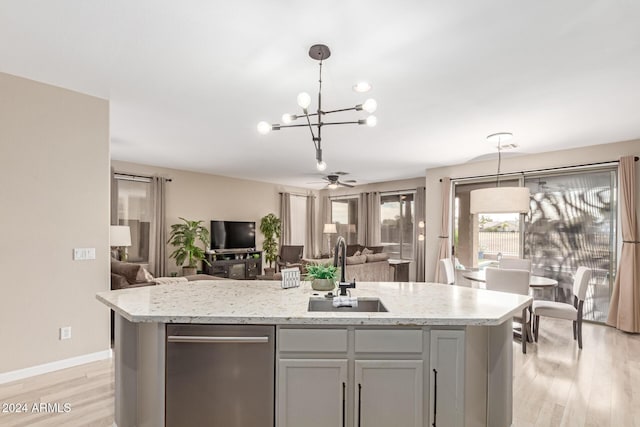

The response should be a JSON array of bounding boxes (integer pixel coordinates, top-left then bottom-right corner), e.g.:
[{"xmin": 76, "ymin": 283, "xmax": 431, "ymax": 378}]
[
  {"xmin": 278, "ymin": 359, "xmax": 348, "ymax": 427},
  {"xmin": 429, "ymin": 330, "xmax": 465, "ymax": 427},
  {"xmin": 354, "ymin": 360, "xmax": 423, "ymax": 427}
]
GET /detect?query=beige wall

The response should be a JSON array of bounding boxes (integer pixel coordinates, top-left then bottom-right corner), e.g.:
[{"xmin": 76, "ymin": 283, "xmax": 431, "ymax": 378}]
[
  {"xmin": 111, "ymin": 160, "xmax": 317, "ymax": 274},
  {"xmin": 424, "ymin": 139, "xmax": 640, "ymax": 282},
  {"xmin": 0, "ymin": 73, "xmax": 110, "ymax": 373}
]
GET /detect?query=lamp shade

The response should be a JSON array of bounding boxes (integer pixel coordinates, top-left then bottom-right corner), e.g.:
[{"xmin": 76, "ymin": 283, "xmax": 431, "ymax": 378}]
[
  {"xmin": 110, "ymin": 225, "xmax": 132, "ymax": 247},
  {"xmin": 323, "ymin": 223, "xmax": 337, "ymax": 234},
  {"xmin": 469, "ymin": 187, "xmax": 530, "ymax": 214}
]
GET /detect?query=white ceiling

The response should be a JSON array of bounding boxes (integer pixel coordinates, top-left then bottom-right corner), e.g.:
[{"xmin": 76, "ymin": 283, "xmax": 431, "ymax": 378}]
[{"xmin": 2, "ymin": 1, "xmax": 640, "ymax": 188}]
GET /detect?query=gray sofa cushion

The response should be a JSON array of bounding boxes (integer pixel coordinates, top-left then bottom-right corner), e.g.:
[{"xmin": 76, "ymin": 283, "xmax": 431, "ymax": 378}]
[
  {"xmin": 366, "ymin": 253, "xmax": 390, "ymax": 263},
  {"xmin": 111, "ymin": 259, "xmax": 149, "ymax": 284}
]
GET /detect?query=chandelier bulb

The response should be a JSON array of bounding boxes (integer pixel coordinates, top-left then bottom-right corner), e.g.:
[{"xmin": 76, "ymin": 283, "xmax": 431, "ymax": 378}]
[
  {"xmin": 297, "ymin": 92, "xmax": 312, "ymax": 109},
  {"xmin": 362, "ymin": 99, "xmax": 377, "ymax": 113},
  {"xmin": 316, "ymin": 160, "xmax": 327, "ymax": 171},
  {"xmin": 257, "ymin": 121, "xmax": 271, "ymax": 135},
  {"xmin": 282, "ymin": 113, "xmax": 295, "ymax": 124},
  {"xmin": 365, "ymin": 115, "xmax": 377, "ymax": 127},
  {"xmin": 353, "ymin": 82, "xmax": 372, "ymax": 93}
]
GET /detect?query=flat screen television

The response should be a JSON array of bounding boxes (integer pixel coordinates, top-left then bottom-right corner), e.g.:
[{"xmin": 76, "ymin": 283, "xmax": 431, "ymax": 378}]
[{"xmin": 210, "ymin": 220, "xmax": 256, "ymax": 250}]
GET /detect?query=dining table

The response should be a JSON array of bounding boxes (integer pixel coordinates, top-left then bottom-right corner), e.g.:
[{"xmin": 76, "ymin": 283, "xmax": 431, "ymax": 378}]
[{"xmin": 462, "ymin": 269, "xmax": 559, "ymax": 300}]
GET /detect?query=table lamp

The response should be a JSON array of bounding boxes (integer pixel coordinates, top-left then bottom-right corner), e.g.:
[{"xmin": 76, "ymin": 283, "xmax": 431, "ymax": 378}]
[
  {"xmin": 323, "ymin": 223, "xmax": 337, "ymax": 255},
  {"xmin": 110, "ymin": 225, "xmax": 132, "ymax": 261}
]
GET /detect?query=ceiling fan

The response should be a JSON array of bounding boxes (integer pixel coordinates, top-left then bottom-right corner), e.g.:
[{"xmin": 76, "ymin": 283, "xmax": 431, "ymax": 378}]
[
  {"xmin": 323, "ymin": 173, "xmax": 356, "ymax": 189},
  {"xmin": 308, "ymin": 172, "xmax": 357, "ymax": 189}
]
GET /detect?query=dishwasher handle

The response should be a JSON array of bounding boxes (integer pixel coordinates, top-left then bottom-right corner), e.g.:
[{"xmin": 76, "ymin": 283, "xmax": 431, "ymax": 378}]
[{"xmin": 167, "ymin": 335, "xmax": 270, "ymax": 344}]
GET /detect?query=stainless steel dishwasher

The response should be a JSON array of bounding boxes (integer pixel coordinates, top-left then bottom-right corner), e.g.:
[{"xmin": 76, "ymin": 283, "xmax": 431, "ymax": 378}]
[{"xmin": 166, "ymin": 324, "xmax": 275, "ymax": 426}]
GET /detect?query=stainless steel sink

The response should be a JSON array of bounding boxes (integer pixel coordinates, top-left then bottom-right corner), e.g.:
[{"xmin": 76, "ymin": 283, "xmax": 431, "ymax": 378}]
[{"xmin": 308, "ymin": 297, "xmax": 388, "ymax": 312}]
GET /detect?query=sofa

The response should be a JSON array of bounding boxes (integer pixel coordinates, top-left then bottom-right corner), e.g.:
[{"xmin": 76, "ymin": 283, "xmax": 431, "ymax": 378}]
[
  {"xmin": 291, "ymin": 251, "xmax": 393, "ymax": 282},
  {"xmin": 110, "ymin": 259, "xmax": 223, "ymax": 290}
]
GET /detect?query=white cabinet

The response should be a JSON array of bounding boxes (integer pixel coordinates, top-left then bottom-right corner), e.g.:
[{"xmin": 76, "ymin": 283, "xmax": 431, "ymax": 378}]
[
  {"xmin": 277, "ymin": 359, "xmax": 348, "ymax": 427},
  {"xmin": 354, "ymin": 360, "xmax": 423, "ymax": 427},
  {"xmin": 429, "ymin": 330, "xmax": 465, "ymax": 427}
]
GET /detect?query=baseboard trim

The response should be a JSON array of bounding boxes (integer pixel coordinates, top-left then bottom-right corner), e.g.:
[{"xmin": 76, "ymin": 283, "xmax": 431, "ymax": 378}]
[{"xmin": 0, "ymin": 349, "xmax": 113, "ymax": 384}]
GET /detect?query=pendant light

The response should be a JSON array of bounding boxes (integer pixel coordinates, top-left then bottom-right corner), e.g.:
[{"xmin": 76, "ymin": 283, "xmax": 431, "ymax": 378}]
[{"xmin": 469, "ymin": 133, "xmax": 530, "ymax": 214}]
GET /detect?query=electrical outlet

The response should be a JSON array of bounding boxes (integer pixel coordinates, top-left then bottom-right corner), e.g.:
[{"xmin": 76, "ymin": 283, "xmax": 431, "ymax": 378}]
[{"xmin": 60, "ymin": 326, "xmax": 71, "ymax": 340}]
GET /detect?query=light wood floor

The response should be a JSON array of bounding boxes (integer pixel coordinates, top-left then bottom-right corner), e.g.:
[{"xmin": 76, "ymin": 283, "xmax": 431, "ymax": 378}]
[
  {"xmin": 0, "ymin": 358, "xmax": 114, "ymax": 426},
  {"xmin": 0, "ymin": 319, "xmax": 638, "ymax": 427}
]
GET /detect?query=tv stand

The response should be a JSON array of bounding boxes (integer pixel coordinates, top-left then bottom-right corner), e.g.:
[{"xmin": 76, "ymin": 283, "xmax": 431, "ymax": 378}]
[{"xmin": 203, "ymin": 250, "xmax": 262, "ymax": 280}]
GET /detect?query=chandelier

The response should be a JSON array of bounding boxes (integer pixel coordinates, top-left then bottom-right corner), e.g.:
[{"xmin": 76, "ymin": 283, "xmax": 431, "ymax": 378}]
[{"xmin": 257, "ymin": 44, "xmax": 377, "ymax": 171}]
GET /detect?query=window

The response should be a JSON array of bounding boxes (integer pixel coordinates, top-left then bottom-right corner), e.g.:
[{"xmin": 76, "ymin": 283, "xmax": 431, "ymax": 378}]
[
  {"xmin": 524, "ymin": 169, "xmax": 617, "ymax": 322},
  {"xmin": 453, "ymin": 169, "xmax": 618, "ymax": 323},
  {"xmin": 331, "ymin": 198, "xmax": 358, "ymax": 244},
  {"xmin": 380, "ymin": 193, "xmax": 415, "ymax": 260},
  {"xmin": 116, "ymin": 178, "xmax": 151, "ymax": 263},
  {"xmin": 289, "ymin": 195, "xmax": 307, "ymax": 246}
]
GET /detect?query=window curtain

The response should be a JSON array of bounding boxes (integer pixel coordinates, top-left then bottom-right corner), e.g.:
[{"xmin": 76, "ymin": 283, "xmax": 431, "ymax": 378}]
[
  {"xmin": 434, "ymin": 178, "xmax": 451, "ymax": 283},
  {"xmin": 415, "ymin": 186, "xmax": 426, "ymax": 282},
  {"xmin": 110, "ymin": 167, "xmax": 118, "ymax": 226},
  {"xmin": 149, "ymin": 176, "xmax": 168, "ymax": 277},
  {"xmin": 358, "ymin": 193, "xmax": 368, "ymax": 245},
  {"xmin": 305, "ymin": 195, "xmax": 316, "ymax": 258},
  {"xmin": 320, "ymin": 195, "xmax": 331, "ymax": 253},
  {"xmin": 607, "ymin": 156, "xmax": 640, "ymax": 332},
  {"xmin": 366, "ymin": 192, "xmax": 381, "ymax": 246},
  {"xmin": 279, "ymin": 192, "xmax": 292, "ymax": 247}
]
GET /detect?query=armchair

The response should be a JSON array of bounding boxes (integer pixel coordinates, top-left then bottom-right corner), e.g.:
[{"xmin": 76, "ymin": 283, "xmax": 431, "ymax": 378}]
[{"xmin": 276, "ymin": 245, "xmax": 304, "ymax": 272}]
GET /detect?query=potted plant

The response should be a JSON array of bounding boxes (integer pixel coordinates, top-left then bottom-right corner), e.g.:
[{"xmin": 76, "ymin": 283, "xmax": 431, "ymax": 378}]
[
  {"xmin": 306, "ymin": 264, "xmax": 338, "ymax": 291},
  {"xmin": 167, "ymin": 217, "xmax": 211, "ymax": 276},
  {"xmin": 260, "ymin": 213, "xmax": 281, "ymax": 277}
]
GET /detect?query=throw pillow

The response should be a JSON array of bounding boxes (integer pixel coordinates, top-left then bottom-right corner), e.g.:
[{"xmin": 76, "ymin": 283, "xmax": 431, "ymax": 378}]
[
  {"xmin": 142, "ymin": 267, "xmax": 155, "ymax": 282},
  {"xmin": 353, "ymin": 250, "xmax": 362, "ymax": 256},
  {"xmin": 361, "ymin": 247, "xmax": 373, "ymax": 255},
  {"xmin": 365, "ymin": 253, "xmax": 390, "ymax": 263}
]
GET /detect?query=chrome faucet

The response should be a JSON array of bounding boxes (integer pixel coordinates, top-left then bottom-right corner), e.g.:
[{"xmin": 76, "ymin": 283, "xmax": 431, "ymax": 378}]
[{"xmin": 334, "ymin": 236, "xmax": 356, "ymax": 296}]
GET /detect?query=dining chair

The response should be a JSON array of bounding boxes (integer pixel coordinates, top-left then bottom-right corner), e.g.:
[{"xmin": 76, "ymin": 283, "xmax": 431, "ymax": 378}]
[
  {"xmin": 499, "ymin": 258, "xmax": 532, "ymax": 272},
  {"xmin": 533, "ymin": 266, "xmax": 592, "ymax": 349},
  {"xmin": 439, "ymin": 258, "xmax": 455, "ymax": 285},
  {"xmin": 485, "ymin": 267, "xmax": 532, "ymax": 353}
]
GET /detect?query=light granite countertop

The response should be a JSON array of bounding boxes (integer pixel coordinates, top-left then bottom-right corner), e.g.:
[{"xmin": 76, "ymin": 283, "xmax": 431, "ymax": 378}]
[{"xmin": 96, "ymin": 280, "xmax": 532, "ymax": 326}]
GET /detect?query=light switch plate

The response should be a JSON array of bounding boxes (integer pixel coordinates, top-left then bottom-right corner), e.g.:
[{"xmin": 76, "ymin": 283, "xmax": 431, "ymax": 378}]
[{"xmin": 73, "ymin": 248, "xmax": 96, "ymax": 260}]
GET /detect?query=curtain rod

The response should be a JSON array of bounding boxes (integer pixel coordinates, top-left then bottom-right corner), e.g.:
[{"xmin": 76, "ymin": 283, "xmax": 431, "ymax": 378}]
[
  {"xmin": 279, "ymin": 191, "xmax": 315, "ymax": 197},
  {"xmin": 329, "ymin": 188, "xmax": 420, "ymax": 199},
  {"xmin": 114, "ymin": 172, "xmax": 172, "ymax": 182},
  {"xmin": 439, "ymin": 157, "xmax": 639, "ymax": 182}
]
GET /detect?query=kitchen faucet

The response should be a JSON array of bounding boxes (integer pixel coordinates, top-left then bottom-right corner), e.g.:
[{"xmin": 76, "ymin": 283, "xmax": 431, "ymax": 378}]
[{"xmin": 333, "ymin": 236, "xmax": 356, "ymax": 296}]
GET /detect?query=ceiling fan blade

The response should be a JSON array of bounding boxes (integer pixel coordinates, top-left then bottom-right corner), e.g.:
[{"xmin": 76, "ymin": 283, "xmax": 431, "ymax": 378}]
[
  {"xmin": 338, "ymin": 181, "xmax": 355, "ymax": 188},
  {"xmin": 343, "ymin": 179, "xmax": 357, "ymax": 183}
]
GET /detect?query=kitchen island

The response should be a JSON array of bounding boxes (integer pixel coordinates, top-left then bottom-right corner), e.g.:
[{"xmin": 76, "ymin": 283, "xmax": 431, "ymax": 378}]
[{"xmin": 97, "ymin": 280, "xmax": 531, "ymax": 427}]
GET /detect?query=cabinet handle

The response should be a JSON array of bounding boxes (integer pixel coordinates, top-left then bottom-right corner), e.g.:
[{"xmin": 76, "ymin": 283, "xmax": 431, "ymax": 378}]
[
  {"xmin": 167, "ymin": 336, "xmax": 269, "ymax": 344},
  {"xmin": 432, "ymin": 369, "xmax": 438, "ymax": 427},
  {"xmin": 358, "ymin": 383, "xmax": 362, "ymax": 427},
  {"xmin": 342, "ymin": 382, "xmax": 346, "ymax": 427}
]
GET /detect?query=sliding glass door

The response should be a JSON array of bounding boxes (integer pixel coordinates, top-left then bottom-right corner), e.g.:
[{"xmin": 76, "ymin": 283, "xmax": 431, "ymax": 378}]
[
  {"xmin": 524, "ymin": 169, "xmax": 617, "ymax": 322},
  {"xmin": 453, "ymin": 179, "xmax": 522, "ymax": 270}
]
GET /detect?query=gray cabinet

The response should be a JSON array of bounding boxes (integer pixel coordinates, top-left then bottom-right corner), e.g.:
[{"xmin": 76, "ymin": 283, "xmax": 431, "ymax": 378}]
[
  {"xmin": 355, "ymin": 360, "xmax": 423, "ymax": 427},
  {"xmin": 277, "ymin": 359, "xmax": 348, "ymax": 427},
  {"xmin": 429, "ymin": 330, "xmax": 465, "ymax": 427}
]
